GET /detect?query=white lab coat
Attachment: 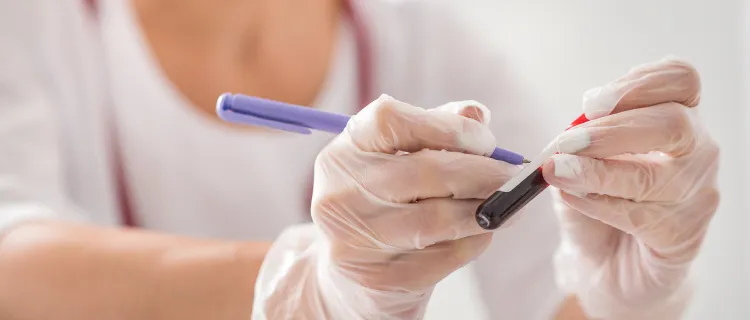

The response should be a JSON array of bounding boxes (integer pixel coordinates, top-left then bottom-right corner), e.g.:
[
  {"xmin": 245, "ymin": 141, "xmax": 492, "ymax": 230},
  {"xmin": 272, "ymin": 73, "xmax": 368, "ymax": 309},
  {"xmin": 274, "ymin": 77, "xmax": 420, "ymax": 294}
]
[{"xmin": 1, "ymin": 0, "xmax": 566, "ymax": 318}]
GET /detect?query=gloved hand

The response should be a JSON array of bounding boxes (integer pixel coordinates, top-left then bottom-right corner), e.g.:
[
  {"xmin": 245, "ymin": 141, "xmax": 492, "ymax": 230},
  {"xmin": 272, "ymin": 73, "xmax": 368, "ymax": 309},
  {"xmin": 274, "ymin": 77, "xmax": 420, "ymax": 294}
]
[
  {"xmin": 542, "ymin": 58, "xmax": 720, "ymax": 319},
  {"xmin": 253, "ymin": 95, "xmax": 519, "ymax": 319}
]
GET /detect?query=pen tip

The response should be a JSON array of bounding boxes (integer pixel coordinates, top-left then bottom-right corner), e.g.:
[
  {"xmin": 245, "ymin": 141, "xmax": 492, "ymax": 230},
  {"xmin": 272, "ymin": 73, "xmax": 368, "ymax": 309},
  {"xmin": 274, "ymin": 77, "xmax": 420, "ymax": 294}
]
[{"xmin": 522, "ymin": 159, "xmax": 531, "ymax": 164}]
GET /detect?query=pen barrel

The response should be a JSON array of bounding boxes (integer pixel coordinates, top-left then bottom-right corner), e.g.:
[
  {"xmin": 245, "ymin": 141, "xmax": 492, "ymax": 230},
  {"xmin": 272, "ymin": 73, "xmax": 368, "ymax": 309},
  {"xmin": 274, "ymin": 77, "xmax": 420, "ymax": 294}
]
[{"xmin": 229, "ymin": 94, "xmax": 352, "ymax": 134}]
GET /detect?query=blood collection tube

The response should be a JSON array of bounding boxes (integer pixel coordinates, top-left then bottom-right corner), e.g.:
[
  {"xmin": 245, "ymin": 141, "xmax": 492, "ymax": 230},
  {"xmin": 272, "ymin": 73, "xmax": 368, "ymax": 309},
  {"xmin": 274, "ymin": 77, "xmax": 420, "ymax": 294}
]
[{"xmin": 475, "ymin": 114, "xmax": 590, "ymax": 230}]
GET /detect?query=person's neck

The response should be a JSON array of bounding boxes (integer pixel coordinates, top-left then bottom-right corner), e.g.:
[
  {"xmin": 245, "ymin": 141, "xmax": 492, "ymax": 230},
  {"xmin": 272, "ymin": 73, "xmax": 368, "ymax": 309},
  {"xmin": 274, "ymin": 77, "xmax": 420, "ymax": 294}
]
[{"xmin": 132, "ymin": 0, "xmax": 342, "ymax": 118}]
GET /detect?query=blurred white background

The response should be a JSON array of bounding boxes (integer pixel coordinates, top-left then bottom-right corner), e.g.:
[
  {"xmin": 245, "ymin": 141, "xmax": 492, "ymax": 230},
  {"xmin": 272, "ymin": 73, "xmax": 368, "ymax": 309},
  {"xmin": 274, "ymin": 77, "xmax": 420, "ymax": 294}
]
[{"xmin": 436, "ymin": 0, "xmax": 748, "ymax": 318}]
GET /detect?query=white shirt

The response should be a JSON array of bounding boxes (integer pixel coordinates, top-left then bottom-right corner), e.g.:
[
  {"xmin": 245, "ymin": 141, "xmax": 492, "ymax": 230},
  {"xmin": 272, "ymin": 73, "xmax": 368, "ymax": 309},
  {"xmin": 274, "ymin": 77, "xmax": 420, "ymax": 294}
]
[
  {"xmin": 101, "ymin": 0, "xmax": 355, "ymax": 240},
  {"xmin": 1, "ymin": 0, "xmax": 564, "ymax": 319}
]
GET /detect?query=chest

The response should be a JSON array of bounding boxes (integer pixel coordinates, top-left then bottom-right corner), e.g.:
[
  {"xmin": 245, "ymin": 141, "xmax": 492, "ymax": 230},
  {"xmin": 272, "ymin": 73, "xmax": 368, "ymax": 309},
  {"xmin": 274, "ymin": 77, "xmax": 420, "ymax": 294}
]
[{"xmin": 129, "ymin": 0, "xmax": 338, "ymax": 120}]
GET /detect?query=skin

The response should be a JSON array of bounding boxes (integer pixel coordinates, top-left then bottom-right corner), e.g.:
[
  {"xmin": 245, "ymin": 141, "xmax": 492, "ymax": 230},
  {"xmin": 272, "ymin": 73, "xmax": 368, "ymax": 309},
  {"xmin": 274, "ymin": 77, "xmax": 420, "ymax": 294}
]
[
  {"xmin": 134, "ymin": 0, "xmax": 340, "ymax": 123},
  {"xmin": 556, "ymin": 296, "xmax": 589, "ymax": 319},
  {"xmin": 0, "ymin": 0, "xmax": 588, "ymax": 318},
  {"xmin": 0, "ymin": 222, "xmax": 270, "ymax": 320}
]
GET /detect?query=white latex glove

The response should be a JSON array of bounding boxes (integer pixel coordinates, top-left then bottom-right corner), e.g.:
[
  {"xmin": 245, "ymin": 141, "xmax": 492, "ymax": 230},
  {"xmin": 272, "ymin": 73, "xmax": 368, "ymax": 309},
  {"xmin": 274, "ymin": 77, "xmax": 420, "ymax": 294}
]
[
  {"xmin": 541, "ymin": 58, "xmax": 720, "ymax": 319},
  {"xmin": 253, "ymin": 95, "xmax": 519, "ymax": 319}
]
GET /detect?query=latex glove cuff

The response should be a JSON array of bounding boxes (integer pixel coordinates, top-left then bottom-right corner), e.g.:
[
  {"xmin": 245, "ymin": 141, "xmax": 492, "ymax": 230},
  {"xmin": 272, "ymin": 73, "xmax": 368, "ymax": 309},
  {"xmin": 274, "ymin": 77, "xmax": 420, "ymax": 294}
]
[
  {"xmin": 252, "ymin": 224, "xmax": 332, "ymax": 319},
  {"xmin": 554, "ymin": 242, "xmax": 693, "ymax": 320},
  {"xmin": 253, "ymin": 224, "xmax": 430, "ymax": 320}
]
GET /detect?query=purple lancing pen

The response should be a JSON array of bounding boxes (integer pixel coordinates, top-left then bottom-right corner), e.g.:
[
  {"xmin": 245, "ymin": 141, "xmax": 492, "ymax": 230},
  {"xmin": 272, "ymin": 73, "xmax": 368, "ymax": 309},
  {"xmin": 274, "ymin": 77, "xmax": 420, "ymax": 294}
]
[{"xmin": 216, "ymin": 93, "xmax": 529, "ymax": 165}]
